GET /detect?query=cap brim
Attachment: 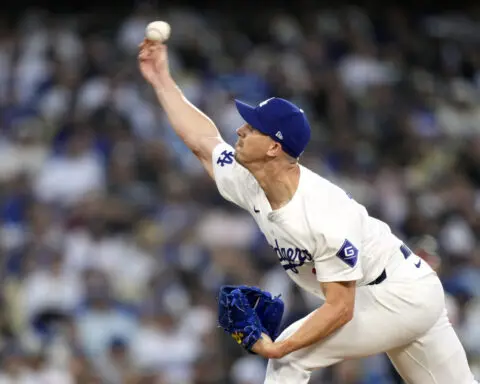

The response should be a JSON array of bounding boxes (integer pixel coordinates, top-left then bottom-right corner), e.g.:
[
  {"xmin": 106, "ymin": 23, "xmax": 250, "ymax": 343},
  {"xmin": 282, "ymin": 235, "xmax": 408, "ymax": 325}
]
[{"xmin": 234, "ymin": 100, "xmax": 268, "ymax": 134}]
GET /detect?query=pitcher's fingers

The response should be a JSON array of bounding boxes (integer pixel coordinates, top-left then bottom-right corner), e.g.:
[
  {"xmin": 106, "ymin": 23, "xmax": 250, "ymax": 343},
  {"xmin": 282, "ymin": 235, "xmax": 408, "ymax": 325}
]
[
  {"xmin": 148, "ymin": 41, "xmax": 164, "ymax": 48},
  {"xmin": 150, "ymin": 44, "xmax": 165, "ymax": 55},
  {"xmin": 138, "ymin": 49, "xmax": 149, "ymax": 60},
  {"xmin": 141, "ymin": 39, "xmax": 157, "ymax": 49},
  {"xmin": 138, "ymin": 39, "xmax": 149, "ymax": 49}
]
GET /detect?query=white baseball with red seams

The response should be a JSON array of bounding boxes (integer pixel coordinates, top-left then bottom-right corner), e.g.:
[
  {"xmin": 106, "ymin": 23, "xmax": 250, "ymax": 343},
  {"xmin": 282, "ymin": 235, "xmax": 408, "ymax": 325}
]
[{"xmin": 145, "ymin": 21, "xmax": 171, "ymax": 42}]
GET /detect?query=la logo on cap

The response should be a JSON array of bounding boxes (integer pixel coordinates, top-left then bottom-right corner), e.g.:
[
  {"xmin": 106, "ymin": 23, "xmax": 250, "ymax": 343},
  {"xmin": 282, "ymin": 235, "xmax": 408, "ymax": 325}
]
[{"xmin": 275, "ymin": 131, "xmax": 283, "ymax": 140}]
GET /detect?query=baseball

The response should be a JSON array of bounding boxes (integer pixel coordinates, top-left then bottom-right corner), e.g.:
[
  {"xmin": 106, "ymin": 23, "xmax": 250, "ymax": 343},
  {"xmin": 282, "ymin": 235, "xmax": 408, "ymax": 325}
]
[{"xmin": 145, "ymin": 21, "xmax": 171, "ymax": 42}]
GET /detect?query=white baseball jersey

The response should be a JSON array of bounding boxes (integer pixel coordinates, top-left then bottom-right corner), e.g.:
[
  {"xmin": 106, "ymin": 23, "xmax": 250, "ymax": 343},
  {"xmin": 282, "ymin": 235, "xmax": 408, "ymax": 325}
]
[
  {"xmin": 212, "ymin": 142, "xmax": 426, "ymax": 298},
  {"xmin": 212, "ymin": 142, "xmax": 478, "ymax": 384}
]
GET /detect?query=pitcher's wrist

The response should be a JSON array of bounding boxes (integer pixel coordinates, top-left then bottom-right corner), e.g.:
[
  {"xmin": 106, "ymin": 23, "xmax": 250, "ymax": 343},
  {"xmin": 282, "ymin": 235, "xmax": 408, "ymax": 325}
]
[{"xmin": 152, "ymin": 71, "xmax": 176, "ymax": 93}]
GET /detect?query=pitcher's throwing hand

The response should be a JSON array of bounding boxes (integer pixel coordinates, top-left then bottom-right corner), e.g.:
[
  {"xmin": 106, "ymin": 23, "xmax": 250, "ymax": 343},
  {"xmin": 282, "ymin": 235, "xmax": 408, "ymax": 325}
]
[{"xmin": 138, "ymin": 40, "xmax": 169, "ymax": 87}]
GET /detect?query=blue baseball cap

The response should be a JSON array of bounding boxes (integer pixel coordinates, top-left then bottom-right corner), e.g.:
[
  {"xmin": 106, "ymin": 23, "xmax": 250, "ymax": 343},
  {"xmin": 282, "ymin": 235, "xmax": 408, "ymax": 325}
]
[{"xmin": 235, "ymin": 97, "xmax": 311, "ymax": 158}]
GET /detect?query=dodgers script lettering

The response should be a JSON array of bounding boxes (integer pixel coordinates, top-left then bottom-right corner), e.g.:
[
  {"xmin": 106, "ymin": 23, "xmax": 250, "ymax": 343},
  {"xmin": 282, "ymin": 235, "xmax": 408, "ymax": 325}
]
[{"xmin": 273, "ymin": 239, "xmax": 313, "ymax": 273}]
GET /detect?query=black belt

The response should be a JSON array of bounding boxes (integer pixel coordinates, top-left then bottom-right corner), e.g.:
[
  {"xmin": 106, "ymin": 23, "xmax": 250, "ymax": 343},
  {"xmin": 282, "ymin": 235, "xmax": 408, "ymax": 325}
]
[
  {"xmin": 368, "ymin": 269, "xmax": 387, "ymax": 285},
  {"xmin": 367, "ymin": 244, "xmax": 412, "ymax": 286}
]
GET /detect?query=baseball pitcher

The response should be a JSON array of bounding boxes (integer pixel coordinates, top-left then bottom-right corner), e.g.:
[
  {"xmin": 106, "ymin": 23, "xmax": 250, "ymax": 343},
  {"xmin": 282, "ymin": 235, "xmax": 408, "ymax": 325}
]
[{"xmin": 138, "ymin": 40, "xmax": 478, "ymax": 384}]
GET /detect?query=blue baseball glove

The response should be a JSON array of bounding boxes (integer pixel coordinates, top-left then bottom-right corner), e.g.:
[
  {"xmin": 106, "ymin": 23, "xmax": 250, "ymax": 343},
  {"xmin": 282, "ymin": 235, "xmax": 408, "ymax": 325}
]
[{"xmin": 218, "ymin": 285, "xmax": 284, "ymax": 352}]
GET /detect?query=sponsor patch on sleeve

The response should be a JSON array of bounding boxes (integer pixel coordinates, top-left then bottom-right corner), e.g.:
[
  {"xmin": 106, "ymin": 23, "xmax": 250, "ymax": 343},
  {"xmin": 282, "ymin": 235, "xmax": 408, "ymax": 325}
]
[{"xmin": 336, "ymin": 239, "xmax": 359, "ymax": 267}]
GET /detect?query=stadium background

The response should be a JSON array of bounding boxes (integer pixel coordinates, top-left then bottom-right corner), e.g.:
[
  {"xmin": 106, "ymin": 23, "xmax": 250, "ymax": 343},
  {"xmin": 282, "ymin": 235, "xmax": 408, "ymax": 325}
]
[{"xmin": 0, "ymin": 0, "xmax": 479, "ymax": 383}]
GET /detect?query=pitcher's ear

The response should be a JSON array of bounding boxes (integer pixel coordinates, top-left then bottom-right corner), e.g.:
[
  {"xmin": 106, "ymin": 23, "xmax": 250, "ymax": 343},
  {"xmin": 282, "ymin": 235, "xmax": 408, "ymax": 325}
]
[{"xmin": 266, "ymin": 141, "xmax": 283, "ymax": 158}]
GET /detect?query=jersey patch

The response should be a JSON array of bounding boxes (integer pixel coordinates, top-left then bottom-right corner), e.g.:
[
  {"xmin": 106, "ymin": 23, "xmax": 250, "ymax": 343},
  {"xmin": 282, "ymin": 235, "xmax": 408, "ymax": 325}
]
[
  {"xmin": 336, "ymin": 239, "xmax": 358, "ymax": 267},
  {"xmin": 217, "ymin": 150, "xmax": 234, "ymax": 167}
]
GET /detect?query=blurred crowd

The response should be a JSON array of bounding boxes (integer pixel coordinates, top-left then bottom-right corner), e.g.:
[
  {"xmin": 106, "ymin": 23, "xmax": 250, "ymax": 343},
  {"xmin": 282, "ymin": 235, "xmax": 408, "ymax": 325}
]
[{"xmin": 0, "ymin": 2, "xmax": 479, "ymax": 383}]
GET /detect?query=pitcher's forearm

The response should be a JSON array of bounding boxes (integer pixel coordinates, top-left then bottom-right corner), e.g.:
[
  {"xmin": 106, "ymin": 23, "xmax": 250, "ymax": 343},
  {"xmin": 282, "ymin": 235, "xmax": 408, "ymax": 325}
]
[{"xmin": 152, "ymin": 73, "xmax": 222, "ymax": 149}]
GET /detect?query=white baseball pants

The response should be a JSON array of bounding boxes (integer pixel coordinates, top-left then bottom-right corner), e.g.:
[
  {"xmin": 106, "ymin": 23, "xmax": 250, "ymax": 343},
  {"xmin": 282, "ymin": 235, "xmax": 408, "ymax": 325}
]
[{"xmin": 264, "ymin": 253, "xmax": 477, "ymax": 384}]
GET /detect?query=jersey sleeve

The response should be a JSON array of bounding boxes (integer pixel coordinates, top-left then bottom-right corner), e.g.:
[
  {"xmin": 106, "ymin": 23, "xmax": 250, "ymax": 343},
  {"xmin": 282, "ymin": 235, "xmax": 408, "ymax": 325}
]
[
  {"xmin": 212, "ymin": 142, "xmax": 256, "ymax": 210},
  {"xmin": 311, "ymin": 199, "xmax": 364, "ymax": 283}
]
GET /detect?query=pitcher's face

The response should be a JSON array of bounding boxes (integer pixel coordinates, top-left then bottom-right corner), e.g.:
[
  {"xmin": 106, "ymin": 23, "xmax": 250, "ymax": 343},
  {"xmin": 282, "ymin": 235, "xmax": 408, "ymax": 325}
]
[{"xmin": 234, "ymin": 124, "xmax": 276, "ymax": 166}]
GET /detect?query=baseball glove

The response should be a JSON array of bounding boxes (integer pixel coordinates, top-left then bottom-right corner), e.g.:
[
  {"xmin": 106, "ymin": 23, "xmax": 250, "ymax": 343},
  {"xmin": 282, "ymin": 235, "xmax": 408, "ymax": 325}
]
[{"xmin": 218, "ymin": 285, "xmax": 284, "ymax": 352}]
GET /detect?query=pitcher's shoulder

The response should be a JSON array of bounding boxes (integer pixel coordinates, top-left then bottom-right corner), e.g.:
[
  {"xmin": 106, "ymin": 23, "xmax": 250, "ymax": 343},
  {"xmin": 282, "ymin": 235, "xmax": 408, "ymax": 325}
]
[{"xmin": 300, "ymin": 166, "xmax": 351, "ymax": 202}]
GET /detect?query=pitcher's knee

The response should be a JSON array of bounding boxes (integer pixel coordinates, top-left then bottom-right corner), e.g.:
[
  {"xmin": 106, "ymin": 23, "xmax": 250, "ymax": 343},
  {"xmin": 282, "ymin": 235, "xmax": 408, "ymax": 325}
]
[{"xmin": 264, "ymin": 357, "xmax": 311, "ymax": 384}]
